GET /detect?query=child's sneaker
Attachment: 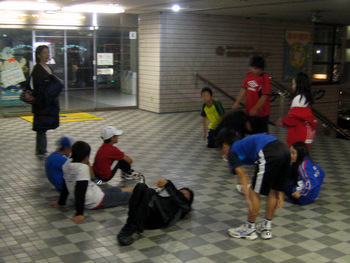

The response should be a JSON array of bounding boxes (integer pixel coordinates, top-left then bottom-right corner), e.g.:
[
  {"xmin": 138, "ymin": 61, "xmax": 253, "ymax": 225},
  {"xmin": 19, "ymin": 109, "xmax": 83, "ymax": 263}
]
[
  {"xmin": 121, "ymin": 169, "xmax": 143, "ymax": 180},
  {"xmin": 235, "ymin": 184, "xmax": 251, "ymax": 194},
  {"xmin": 256, "ymin": 222, "xmax": 272, "ymax": 240},
  {"xmin": 92, "ymin": 177, "xmax": 107, "ymax": 186},
  {"xmin": 227, "ymin": 224, "xmax": 258, "ymax": 240},
  {"xmin": 138, "ymin": 174, "xmax": 145, "ymax": 184},
  {"xmin": 117, "ymin": 224, "xmax": 140, "ymax": 246}
]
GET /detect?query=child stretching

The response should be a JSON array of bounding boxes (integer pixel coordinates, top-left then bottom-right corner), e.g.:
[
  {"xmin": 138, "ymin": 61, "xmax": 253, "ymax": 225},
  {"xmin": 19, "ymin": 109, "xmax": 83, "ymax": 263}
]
[
  {"xmin": 276, "ymin": 72, "xmax": 317, "ymax": 147},
  {"xmin": 200, "ymin": 87, "xmax": 225, "ymax": 148},
  {"xmin": 117, "ymin": 179, "xmax": 194, "ymax": 246},
  {"xmin": 217, "ymin": 129, "xmax": 290, "ymax": 240},
  {"xmin": 284, "ymin": 141, "xmax": 325, "ymax": 205}
]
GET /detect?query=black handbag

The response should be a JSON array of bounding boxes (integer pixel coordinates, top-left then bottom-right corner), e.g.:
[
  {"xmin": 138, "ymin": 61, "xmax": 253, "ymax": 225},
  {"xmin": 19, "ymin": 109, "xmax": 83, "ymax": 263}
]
[
  {"xmin": 20, "ymin": 78, "xmax": 35, "ymax": 104},
  {"xmin": 20, "ymin": 89, "xmax": 35, "ymax": 104}
]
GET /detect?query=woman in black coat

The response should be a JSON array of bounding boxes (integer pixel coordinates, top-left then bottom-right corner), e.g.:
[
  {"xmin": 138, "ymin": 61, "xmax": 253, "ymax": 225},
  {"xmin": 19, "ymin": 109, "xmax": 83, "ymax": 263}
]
[{"xmin": 31, "ymin": 45, "xmax": 62, "ymax": 158}]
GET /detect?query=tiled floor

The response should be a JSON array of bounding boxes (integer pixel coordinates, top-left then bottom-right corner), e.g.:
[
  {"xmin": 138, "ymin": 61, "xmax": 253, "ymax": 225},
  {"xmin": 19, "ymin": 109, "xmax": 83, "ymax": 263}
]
[{"xmin": 1, "ymin": 110, "xmax": 350, "ymax": 263}]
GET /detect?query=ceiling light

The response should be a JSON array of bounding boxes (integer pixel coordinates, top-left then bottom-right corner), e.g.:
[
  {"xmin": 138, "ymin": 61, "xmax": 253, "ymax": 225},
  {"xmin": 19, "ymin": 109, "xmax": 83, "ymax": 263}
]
[
  {"xmin": 62, "ymin": 4, "xmax": 124, "ymax": 13},
  {"xmin": 0, "ymin": 1, "xmax": 60, "ymax": 11},
  {"xmin": 172, "ymin": 4, "xmax": 181, "ymax": 12}
]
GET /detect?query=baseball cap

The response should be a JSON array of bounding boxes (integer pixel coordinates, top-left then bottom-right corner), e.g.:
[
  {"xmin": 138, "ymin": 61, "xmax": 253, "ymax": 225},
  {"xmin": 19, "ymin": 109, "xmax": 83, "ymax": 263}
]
[
  {"xmin": 56, "ymin": 136, "xmax": 74, "ymax": 149},
  {"xmin": 101, "ymin": 126, "xmax": 123, "ymax": 140}
]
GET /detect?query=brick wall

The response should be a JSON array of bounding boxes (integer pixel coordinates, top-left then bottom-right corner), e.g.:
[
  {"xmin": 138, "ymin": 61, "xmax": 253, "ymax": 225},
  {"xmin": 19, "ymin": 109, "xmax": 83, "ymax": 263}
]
[{"xmin": 138, "ymin": 12, "xmax": 339, "ymax": 128}]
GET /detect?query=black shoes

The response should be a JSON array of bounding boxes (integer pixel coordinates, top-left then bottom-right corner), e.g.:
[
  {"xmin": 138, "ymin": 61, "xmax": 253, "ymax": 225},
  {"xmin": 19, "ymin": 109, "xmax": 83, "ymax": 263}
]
[{"xmin": 117, "ymin": 224, "xmax": 140, "ymax": 246}]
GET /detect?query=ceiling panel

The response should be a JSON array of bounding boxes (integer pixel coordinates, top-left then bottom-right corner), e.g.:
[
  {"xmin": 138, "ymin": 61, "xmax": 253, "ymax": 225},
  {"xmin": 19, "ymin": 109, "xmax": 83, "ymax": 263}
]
[{"xmin": 3, "ymin": 0, "xmax": 350, "ymax": 25}]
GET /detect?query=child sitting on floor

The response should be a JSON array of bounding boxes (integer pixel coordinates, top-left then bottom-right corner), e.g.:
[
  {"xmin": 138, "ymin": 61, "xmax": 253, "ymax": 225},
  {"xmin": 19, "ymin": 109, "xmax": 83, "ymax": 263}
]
[
  {"xmin": 284, "ymin": 141, "xmax": 325, "ymax": 205},
  {"xmin": 93, "ymin": 126, "xmax": 143, "ymax": 184},
  {"xmin": 49, "ymin": 141, "xmax": 142, "ymax": 223}
]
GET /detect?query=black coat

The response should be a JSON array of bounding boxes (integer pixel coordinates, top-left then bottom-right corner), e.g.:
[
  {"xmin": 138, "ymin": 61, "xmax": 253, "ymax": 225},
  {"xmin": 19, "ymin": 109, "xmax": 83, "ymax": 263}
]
[{"xmin": 31, "ymin": 64, "xmax": 63, "ymax": 132}]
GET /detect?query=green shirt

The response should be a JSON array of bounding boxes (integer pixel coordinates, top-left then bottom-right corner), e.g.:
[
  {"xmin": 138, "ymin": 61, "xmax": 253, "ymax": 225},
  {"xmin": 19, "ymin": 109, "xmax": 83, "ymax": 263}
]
[{"xmin": 200, "ymin": 100, "xmax": 225, "ymax": 130}]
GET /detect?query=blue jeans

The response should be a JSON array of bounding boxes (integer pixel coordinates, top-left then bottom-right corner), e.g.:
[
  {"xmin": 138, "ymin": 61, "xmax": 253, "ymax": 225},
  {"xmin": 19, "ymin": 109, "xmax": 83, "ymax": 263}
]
[{"xmin": 99, "ymin": 187, "xmax": 131, "ymax": 208}]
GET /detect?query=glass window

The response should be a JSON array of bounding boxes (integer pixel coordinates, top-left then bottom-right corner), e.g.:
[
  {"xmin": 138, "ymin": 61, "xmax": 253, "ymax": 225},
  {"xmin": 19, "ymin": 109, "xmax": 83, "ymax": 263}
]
[
  {"xmin": 312, "ymin": 25, "xmax": 344, "ymax": 84},
  {"xmin": 0, "ymin": 29, "xmax": 32, "ymax": 112},
  {"xmin": 66, "ymin": 30, "xmax": 94, "ymax": 90},
  {"xmin": 313, "ymin": 45, "xmax": 331, "ymax": 62},
  {"xmin": 314, "ymin": 26, "xmax": 332, "ymax": 43}
]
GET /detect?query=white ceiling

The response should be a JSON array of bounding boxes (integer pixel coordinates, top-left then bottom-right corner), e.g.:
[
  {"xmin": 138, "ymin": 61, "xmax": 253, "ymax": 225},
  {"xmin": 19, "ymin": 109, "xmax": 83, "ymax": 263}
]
[{"xmin": 6, "ymin": 0, "xmax": 350, "ymax": 25}]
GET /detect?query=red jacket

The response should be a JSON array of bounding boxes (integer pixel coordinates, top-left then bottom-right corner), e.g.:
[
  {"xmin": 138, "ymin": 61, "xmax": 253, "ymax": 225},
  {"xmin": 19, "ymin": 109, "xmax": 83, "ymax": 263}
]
[{"xmin": 282, "ymin": 107, "xmax": 317, "ymax": 147}]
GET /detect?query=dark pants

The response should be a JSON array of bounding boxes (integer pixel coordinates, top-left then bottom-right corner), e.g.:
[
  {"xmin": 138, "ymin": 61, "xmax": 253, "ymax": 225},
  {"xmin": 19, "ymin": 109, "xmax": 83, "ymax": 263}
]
[
  {"xmin": 126, "ymin": 183, "xmax": 164, "ymax": 232},
  {"xmin": 36, "ymin": 131, "xmax": 47, "ymax": 155},
  {"xmin": 107, "ymin": 159, "xmax": 131, "ymax": 181},
  {"xmin": 207, "ymin": 129, "xmax": 217, "ymax": 148},
  {"xmin": 283, "ymin": 176, "xmax": 299, "ymax": 204},
  {"xmin": 260, "ymin": 115, "xmax": 270, "ymax": 134}
]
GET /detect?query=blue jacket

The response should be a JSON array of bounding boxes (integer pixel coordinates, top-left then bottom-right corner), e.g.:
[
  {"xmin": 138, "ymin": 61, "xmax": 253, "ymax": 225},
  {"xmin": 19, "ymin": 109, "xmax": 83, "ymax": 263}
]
[{"xmin": 293, "ymin": 158, "xmax": 325, "ymax": 205}]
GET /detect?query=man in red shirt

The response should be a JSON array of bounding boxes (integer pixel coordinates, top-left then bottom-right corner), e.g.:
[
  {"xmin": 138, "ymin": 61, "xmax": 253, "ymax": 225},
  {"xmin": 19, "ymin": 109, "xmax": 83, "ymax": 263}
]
[
  {"xmin": 232, "ymin": 56, "xmax": 271, "ymax": 133},
  {"xmin": 93, "ymin": 126, "xmax": 142, "ymax": 184}
]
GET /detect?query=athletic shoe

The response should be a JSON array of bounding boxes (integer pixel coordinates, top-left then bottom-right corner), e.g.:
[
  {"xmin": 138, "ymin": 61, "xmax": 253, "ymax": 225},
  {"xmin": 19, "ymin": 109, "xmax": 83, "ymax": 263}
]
[
  {"xmin": 227, "ymin": 224, "xmax": 258, "ymax": 240},
  {"xmin": 96, "ymin": 180, "xmax": 107, "ymax": 186},
  {"xmin": 92, "ymin": 177, "xmax": 107, "ymax": 186},
  {"xmin": 121, "ymin": 169, "xmax": 143, "ymax": 180},
  {"xmin": 117, "ymin": 224, "xmax": 140, "ymax": 246},
  {"xmin": 36, "ymin": 152, "xmax": 49, "ymax": 160},
  {"xmin": 138, "ymin": 174, "xmax": 145, "ymax": 184},
  {"xmin": 235, "ymin": 184, "xmax": 251, "ymax": 194},
  {"xmin": 256, "ymin": 222, "xmax": 272, "ymax": 240},
  {"xmin": 222, "ymin": 155, "xmax": 228, "ymax": 162}
]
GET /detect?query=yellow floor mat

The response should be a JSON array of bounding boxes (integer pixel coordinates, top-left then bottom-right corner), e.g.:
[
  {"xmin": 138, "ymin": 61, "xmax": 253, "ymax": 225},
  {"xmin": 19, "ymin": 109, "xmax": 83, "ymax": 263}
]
[{"xmin": 20, "ymin": 112, "xmax": 104, "ymax": 123}]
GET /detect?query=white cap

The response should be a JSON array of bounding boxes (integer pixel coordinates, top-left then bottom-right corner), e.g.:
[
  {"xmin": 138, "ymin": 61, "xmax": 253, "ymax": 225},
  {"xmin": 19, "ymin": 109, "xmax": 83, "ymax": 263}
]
[{"xmin": 101, "ymin": 126, "xmax": 123, "ymax": 140}]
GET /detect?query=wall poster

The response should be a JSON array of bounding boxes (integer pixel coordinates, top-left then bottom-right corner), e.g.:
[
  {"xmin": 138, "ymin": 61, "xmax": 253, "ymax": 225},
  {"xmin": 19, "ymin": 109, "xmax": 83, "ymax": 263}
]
[{"xmin": 283, "ymin": 31, "xmax": 310, "ymax": 82}]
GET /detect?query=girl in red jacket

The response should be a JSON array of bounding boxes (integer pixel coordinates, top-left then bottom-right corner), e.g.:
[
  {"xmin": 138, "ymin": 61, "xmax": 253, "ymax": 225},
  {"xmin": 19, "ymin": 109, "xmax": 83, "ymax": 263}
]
[{"xmin": 276, "ymin": 72, "xmax": 317, "ymax": 148}]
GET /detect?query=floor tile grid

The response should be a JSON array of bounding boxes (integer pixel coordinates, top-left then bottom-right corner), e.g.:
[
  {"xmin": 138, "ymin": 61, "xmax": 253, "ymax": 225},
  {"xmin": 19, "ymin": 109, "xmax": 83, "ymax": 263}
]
[{"xmin": 0, "ymin": 110, "xmax": 350, "ymax": 263}]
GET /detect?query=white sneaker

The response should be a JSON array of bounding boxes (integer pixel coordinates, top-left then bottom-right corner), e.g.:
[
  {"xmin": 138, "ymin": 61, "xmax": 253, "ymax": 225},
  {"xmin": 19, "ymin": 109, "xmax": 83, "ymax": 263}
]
[
  {"xmin": 235, "ymin": 184, "xmax": 251, "ymax": 194},
  {"xmin": 227, "ymin": 224, "xmax": 258, "ymax": 240},
  {"xmin": 256, "ymin": 222, "xmax": 272, "ymax": 240},
  {"xmin": 121, "ymin": 170, "xmax": 143, "ymax": 180}
]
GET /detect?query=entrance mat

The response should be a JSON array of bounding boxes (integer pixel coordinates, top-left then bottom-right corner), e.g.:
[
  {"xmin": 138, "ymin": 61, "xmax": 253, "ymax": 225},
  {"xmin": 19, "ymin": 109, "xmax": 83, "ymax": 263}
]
[{"xmin": 20, "ymin": 112, "xmax": 104, "ymax": 123}]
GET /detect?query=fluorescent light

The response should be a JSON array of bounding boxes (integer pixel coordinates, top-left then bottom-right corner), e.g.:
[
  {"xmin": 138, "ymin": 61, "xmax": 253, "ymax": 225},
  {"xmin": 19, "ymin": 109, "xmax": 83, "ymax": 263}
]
[
  {"xmin": 312, "ymin": 74, "xmax": 328, "ymax": 80},
  {"xmin": 172, "ymin": 4, "xmax": 181, "ymax": 12},
  {"xmin": 0, "ymin": 1, "xmax": 60, "ymax": 11},
  {"xmin": 62, "ymin": 4, "xmax": 124, "ymax": 13}
]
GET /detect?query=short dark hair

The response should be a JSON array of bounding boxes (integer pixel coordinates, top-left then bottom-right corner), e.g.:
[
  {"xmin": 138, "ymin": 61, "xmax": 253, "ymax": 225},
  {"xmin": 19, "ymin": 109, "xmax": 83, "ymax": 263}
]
[
  {"xmin": 249, "ymin": 56, "xmax": 265, "ymax": 69},
  {"xmin": 71, "ymin": 141, "xmax": 91, "ymax": 162},
  {"xmin": 35, "ymin": 45, "xmax": 49, "ymax": 63},
  {"xmin": 104, "ymin": 138, "xmax": 112, "ymax": 144},
  {"xmin": 201, "ymin": 87, "xmax": 213, "ymax": 96},
  {"xmin": 179, "ymin": 187, "xmax": 195, "ymax": 218},
  {"xmin": 215, "ymin": 127, "xmax": 239, "ymax": 148},
  {"xmin": 180, "ymin": 187, "xmax": 194, "ymax": 206}
]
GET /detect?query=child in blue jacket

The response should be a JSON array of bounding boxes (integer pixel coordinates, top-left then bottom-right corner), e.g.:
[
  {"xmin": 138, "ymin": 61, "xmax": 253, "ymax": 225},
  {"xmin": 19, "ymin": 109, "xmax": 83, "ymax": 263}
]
[{"xmin": 285, "ymin": 141, "xmax": 325, "ymax": 205}]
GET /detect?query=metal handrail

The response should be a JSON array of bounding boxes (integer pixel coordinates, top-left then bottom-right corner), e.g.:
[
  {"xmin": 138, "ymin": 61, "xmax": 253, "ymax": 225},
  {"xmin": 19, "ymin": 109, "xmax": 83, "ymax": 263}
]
[
  {"xmin": 195, "ymin": 72, "xmax": 350, "ymax": 140},
  {"xmin": 270, "ymin": 78, "xmax": 350, "ymax": 140}
]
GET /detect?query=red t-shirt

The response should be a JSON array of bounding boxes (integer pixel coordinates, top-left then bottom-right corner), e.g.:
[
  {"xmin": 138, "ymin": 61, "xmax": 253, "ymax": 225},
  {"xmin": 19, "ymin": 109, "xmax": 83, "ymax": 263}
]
[
  {"xmin": 242, "ymin": 72, "xmax": 270, "ymax": 117},
  {"xmin": 93, "ymin": 143, "xmax": 125, "ymax": 180}
]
